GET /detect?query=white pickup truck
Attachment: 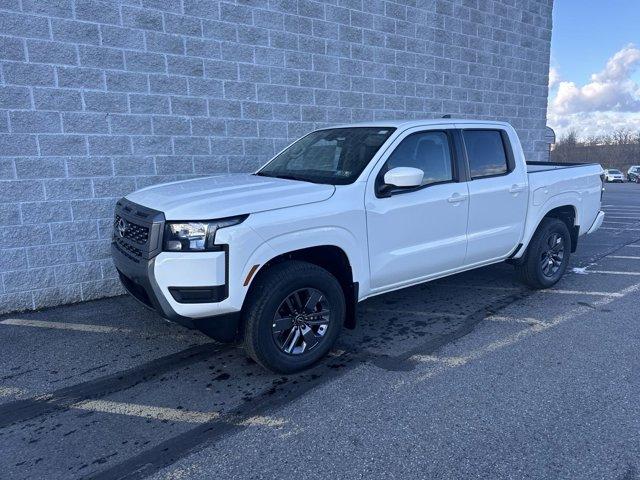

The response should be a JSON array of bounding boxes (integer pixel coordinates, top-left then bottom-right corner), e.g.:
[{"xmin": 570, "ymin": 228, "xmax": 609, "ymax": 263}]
[{"xmin": 112, "ymin": 119, "xmax": 605, "ymax": 372}]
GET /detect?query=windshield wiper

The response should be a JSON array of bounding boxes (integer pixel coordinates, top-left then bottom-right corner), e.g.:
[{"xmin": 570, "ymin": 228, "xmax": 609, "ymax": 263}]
[
  {"xmin": 254, "ymin": 172, "xmax": 310, "ymax": 183},
  {"xmin": 276, "ymin": 174, "xmax": 309, "ymax": 182}
]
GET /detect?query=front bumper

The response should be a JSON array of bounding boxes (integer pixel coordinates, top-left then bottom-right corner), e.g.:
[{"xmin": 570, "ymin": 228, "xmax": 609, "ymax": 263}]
[
  {"xmin": 111, "ymin": 198, "xmax": 241, "ymax": 340},
  {"xmin": 112, "ymin": 242, "xmax": 195, "ymax": 328}
]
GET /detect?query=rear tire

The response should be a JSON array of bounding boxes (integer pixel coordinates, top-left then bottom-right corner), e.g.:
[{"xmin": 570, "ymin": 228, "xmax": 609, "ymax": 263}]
[
  {"xmin": 516, "ymin": 217, "xmax": 571, "ymax": 289},
  {"xmin": 242, "ymin": 260, "xmax": 345, "ymax": 373}
]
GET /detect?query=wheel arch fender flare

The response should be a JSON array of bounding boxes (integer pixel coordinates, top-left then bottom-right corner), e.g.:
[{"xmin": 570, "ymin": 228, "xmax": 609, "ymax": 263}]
[
  {"xmin": 516, "ymin": 194, "xmax": 580, "ymax": 259},
  {"xmin": 236, "ymin": 227, "xmax": 367, "ymax": 316}
]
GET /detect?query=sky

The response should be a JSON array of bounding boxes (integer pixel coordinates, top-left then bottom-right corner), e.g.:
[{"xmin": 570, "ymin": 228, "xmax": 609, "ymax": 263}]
[{"xmin": 547, "ymin": 0, "xmax": 640, "ymax": 139}]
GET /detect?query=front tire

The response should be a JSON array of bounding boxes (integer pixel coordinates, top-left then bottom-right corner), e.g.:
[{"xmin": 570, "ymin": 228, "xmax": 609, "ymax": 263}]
[
  {"xmin": 516, "ymin": 218, "xmax": 571, "ymax": 289},
  {"xmin": 242, "ymin": 260, "xmax": 345, "ymax": 373}
]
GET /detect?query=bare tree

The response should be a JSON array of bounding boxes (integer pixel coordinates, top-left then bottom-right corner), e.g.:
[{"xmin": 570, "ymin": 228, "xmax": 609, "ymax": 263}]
[
  {"xmin": 583, "ymin": 135, "xmax": 604, "ymax": 146},
  {"xmin": 555, "ymin": 130, "xmax": 578, "ymax": 149},
  {"xmin": 610, "ymin": 128, "xmax": 636, "ymax": 145},
  {"xmin": 550, "ymin": 128, "xmax": 640, "ymax": 170}
]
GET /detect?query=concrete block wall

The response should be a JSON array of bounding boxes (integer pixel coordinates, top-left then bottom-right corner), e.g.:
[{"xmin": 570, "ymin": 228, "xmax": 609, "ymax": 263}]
[{"xmin": 0, "ymin": 0, "xmax": 553, "ymax": 314}]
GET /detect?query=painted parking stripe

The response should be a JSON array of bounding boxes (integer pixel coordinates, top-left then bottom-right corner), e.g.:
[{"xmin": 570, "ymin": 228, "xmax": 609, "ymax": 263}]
[
  {"xmin": 588, "ymin": 270, "xmax": 640, "ymax": 276},
  {"xmin": 0, "ymin": 318, "xmax": 129, "ymax": 333},
  {"xmin": 608, "ymin": 255, "xmax": 640, "ymax": 260},
  {"xmin": 0, "ymin": 318, "xmax": 200, "ymax": 341},
  {"xmin": 409, "ymin": 281, "xmax": 640, "ymax": 382},
  {"xmin": 599, "ymin": 227, "xmax": 640, "ymax": 231},
  {"xmin": 0, "ymin": 387, "xmax": 26, "ymax": 398},
  {"xmin": 437, "ymin": 283, "xmax": 621, "ymax": 298},
  {"xmin": 71, "ymin": 399, "xmax": 286, "ymax": 427},
  {"xmin": 72, "ymin": 400, "xmax": 220, "ymax": 423},
  {"xmin": 540, "ymin": 289, "xmax": 623, "ymax": 297},
  {"xmin": 485, "ymin": 315, "xmax": 548, "ymax": 326}
]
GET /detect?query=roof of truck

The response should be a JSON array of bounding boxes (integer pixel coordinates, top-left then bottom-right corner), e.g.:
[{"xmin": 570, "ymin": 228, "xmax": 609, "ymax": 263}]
[{"xmin": 330, "ymin": 118, "xmax": 512, "ymax": 129}]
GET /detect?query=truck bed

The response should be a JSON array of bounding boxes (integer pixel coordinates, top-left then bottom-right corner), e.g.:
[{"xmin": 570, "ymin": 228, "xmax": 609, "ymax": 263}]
[
  {"xmin": 525, "ymin": 160, "xmax": 603, "ymax": 236},
  {"xmin": 526, "ymin": 161, "xmax": 601, "ymax": 173}
]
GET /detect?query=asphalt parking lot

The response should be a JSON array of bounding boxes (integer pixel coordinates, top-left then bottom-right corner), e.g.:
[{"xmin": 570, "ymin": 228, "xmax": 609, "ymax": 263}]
[{"xmin": 1, "ymin": 182, "xmax": 640, "ymax": 480}]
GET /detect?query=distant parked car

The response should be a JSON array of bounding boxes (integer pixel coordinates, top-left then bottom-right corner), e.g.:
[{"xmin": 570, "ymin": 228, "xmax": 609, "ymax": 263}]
[
  {"xmin": 627, "ymin": 166, "xmax": 640, "ymax": 183},
  {"xmin": 604, "ymin": 169, "xmax": 625, "ymax": 183}
]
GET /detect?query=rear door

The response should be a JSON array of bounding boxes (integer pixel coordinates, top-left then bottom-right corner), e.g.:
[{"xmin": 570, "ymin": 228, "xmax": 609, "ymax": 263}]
[{"xmin": 456, "ymin": 125, "xmax": 528, "ymax": 265}]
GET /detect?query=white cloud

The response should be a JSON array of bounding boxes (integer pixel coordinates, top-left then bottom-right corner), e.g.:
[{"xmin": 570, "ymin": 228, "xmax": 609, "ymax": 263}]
[
  {"xmin": 548, "ymin": 44, "xmax": 640, "ymax": 137},
  {"xmin": 548, "ymin": 66, "xmax": 560, "ymax": 89},
  {"xmin": 547, "ymin": 111, "xmax": 640, "ymax": 139}
]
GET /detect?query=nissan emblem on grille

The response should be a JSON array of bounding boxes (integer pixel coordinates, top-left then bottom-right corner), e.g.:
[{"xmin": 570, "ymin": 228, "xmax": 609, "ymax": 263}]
[{"xmin": 116, "ymin": 218, "xmax": 127, "ymax": 238}]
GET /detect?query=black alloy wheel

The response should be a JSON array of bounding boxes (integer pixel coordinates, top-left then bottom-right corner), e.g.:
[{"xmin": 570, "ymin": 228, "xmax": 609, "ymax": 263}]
[
  {"xmin": 539, "ymin": 232, "xmax": 565, "ymax": 278},
  {"xmin": 271, "ymin": 287, "xmax": 331, "ymax": 355}
]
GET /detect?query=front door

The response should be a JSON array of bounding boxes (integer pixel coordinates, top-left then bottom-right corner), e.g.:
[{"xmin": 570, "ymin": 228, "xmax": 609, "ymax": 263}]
[{"xmin": 365, "ymin": 128, "xmax": 469, "ymax": 291}]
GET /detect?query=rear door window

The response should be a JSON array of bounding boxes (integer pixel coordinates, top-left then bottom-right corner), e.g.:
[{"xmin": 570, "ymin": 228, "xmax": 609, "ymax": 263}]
[{"xmin": 462, "ymin": 130, "xmax": 510, "ymax": 179}]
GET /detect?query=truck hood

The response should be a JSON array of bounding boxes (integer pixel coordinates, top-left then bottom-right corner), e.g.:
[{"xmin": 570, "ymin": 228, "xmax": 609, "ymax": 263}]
[{"xmin": 126, "ymin": 174, "xmax": 335, "ymax": 220}]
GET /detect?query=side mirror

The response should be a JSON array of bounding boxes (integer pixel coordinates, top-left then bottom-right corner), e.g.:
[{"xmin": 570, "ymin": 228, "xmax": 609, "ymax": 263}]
[{"xmin": 383, "ymin": 167, "xmax": 424, "ymax": 188}]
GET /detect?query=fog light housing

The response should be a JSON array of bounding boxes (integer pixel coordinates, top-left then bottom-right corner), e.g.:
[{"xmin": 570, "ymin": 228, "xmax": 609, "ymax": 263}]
[{"xmin": 169, "ymin": 286, "xmax": 226, "ymax": 303}]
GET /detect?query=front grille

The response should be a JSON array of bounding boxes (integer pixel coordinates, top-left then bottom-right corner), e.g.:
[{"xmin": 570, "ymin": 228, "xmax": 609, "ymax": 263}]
[
  {"xmin": 113, "ymin": 198, "xmax": 164, "ymax": 260},
  {"xmin": 115, "ymin": 237, "xmax": 143, "ymax": 260},
  {"xmin": 114, "ymin": 214, "xmax": 149, "ymax": 245}
]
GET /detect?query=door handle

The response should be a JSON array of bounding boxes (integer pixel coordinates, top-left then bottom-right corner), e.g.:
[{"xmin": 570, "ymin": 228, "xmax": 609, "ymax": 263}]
[
  {"xmin": 509, "ymin": 184, "xmax": 525, "ymax": 194},
  {"xmin": 447, "ymin": 193, "xmax": 468, "ymax": 204}
]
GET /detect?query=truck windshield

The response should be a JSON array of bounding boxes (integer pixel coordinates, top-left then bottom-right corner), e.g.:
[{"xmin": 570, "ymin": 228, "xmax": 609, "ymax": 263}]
[{"xmin": 256, "ymin": 127, "xmax": 395, "ymax": 185}]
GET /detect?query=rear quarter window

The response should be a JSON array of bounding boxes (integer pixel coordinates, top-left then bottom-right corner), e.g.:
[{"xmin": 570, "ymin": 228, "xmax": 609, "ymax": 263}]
[{"xmin": 462, "ymin": 130, "xmax": 510, "ymax": 179}]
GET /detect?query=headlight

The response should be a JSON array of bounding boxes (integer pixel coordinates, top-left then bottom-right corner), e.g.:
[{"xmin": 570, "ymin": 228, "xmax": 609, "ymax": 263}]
[{"xmin": 163, "ymin": 215, "xmax": 247, "ymax": 252}]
